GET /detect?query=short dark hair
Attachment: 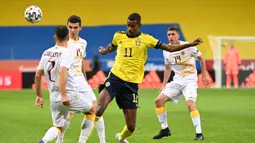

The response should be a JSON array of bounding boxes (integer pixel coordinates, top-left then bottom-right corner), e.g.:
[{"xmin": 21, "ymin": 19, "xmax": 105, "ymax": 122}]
[
  {"xmin": 67, "ymin": 15, "xmax": 82, "ymax": 26},
  {"xmin": 128, "ymin": 13, "xmax": 141, "ymax": 24},
  {"xmin": 167, "ymin": 26, "xmax": 179, "ymax": 33},
  {"xmin": 55, "ymin": 25, "xmax": 69, "ymax": 41}
]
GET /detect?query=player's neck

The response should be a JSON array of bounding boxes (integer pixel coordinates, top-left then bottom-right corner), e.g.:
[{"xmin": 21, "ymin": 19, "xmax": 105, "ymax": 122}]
[
  {"xmin": 170, "ymin": 41, "xmax": 180, "ymax": 45},
  {"xmin": 56, "ymin": 42, "xmax": 67, "ymax": 48},
  {"xmin": 126, "ymin": 32, "xmax": 141, "ymax": 38},
  {"xmin": 69, "ymin": 35, "xmax": 79, "ymax": 41}
]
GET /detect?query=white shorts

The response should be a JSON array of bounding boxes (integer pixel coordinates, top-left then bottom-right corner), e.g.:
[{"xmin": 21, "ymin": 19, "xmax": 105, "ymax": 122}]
[
  {"xmin": 81, "ymin": 90, "xmax": 97, "ymax": 102},
  {"xmin": 161, "ymin": 81, "xmax": 198, "ymax": 104},
  {"xmin": 50, "ymin": 91, "xmax": 93, "ymax": 127}
]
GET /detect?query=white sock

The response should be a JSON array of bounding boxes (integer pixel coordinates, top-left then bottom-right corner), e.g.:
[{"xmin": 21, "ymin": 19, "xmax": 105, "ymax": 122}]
[
  {"xmin": 78, "ymin": 118, "xmax": 94, "ymax": 143},
  {"xmin": 156, "ymin": 107, "xmax": 168, "ymax": 129},
  {"xmin": 192, "ymin": 116, "xmax": 202, "ymax": 134},
  {"xmin": 42, "ymin": 127, "xmax": 60, "ymax": 143},
  {"xmin": 56, "ymin": 118, "xmax": 71, "ymax": 143},
  {"xmin": 96, "ymin": 117, "xmax": 106, "ymax": 143},
  {"xmin": 190, "ymin": 110, "xmax": 202, "ymax": 134}
]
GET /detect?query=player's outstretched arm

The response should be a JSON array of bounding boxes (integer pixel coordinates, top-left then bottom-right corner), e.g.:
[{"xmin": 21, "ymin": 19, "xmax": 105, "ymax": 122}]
[
  {"xmin": 35, "ymin": 69, "xmax": 44, "ymax": 108},
  {"xmin": 159, "ymin": 38, "xmax": 203, "ymax": 52},
  {"xmin": 98, "ymin": 44, "xmax": 117, "ymax": 55}
]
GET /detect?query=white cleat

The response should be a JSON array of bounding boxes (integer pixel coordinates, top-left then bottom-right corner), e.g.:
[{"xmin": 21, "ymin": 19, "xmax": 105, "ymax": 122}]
[{"xmin": 115, "ymin": 133, "xmax": 129, "ymax": 143}]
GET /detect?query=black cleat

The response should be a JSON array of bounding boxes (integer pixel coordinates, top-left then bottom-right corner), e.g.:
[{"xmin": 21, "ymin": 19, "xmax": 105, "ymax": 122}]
[
  {"xmin": 153, "ymin": 127, "xmax": 171, "ymax": 139},
  {"xmin": 194, "ymin": 133, "xmax": 204, "ymax": 140}
]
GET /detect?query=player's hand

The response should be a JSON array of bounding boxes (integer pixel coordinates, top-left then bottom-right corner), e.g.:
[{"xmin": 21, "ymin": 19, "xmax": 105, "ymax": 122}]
[
  {"xmin": 35, "ymin": 96, "xmax": 44, "ymax": 108},
  {"xmin": 202, "ymin": 75, "xmax": 210, "ymax": 87},
  {"xmin": 61, "ymin": 96, "xmax": 71, "ymax": 105},
  {"xmin": 98, "ymin": 46, "xmax": 106, "ymax": 55},
  {"xmin": 191, "ymin": 38, "xmax": 203, "ymax": 46}
]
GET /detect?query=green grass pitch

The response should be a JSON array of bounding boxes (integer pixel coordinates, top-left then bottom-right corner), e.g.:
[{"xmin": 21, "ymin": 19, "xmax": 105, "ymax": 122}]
[{"xmin": 0, "ymin": 89, "xmax": 254, "ymax": 143}]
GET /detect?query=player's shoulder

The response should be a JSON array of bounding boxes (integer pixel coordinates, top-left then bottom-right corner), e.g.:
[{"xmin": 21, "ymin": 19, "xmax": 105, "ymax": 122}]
[
  {"xmin": 140, "ymin": 32, "xmax": 153, "ymax": 38},
  {"xmin": 78, "ymin": 37, "xmax": 87, "ymax": 45},
  {"xmin": 114, "ymin": 31, "xmax": 126, "ymax": 37},
  {"xmin": 115, "ymin": 31, "xmax": 127, "ymax": 34}
]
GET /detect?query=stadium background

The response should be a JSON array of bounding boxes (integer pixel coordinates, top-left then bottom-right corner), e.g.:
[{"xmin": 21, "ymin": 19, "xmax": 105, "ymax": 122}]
[{"xmin": 0, "ymin": 0, "xmax": 255, "ymax": 89}]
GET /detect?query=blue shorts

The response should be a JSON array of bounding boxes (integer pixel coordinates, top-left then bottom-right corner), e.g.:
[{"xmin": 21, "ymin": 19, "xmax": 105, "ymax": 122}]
[{"xmin": 104, "ymin": 72, "xmax": 139, "ymax": 109}]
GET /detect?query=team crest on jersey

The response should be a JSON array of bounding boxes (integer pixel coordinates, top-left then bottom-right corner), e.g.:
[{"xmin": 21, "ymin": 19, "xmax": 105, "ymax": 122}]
[
  {"xmin": 181, "ymin": 51, "xmax": 185, "ymax": 55},
  {"xmin": 119, "ymin": 41, "xmax": 122, "ymax": 44},
  {"xmin": 81, "ymin": 45, "xmax": 85, "ymax": 49},
  {"xmin": 136, "ymin": 39, "xmax": 141, "ymax": 46},
  {"xmin": 105, "ymin": 82, "xmax": 110, "ymax": 87}
]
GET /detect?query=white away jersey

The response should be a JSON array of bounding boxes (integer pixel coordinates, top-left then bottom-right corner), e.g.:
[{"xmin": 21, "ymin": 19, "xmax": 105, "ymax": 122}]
[
  {"xmin": 67, "ymin": 37, "xmax": 92, "ymax": 91},
  {"xmin": 163, "ymin": 41, "xmax": 202, "ymax": 81},
  {"xmin": 37, "ymin": 46, "xmax": 77, "ymax": 94}
]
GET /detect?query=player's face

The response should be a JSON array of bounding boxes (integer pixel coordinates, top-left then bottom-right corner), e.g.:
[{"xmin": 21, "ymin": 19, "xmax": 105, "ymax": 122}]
[
  {"xmin": 67, "ymin": 22, "xmax": 82, "ymax": 37},
  {"xmin": 167, "ymin": 30, "xmax": 180, "ymax": 44},
  {"xmin": 127, "ymin": 20, "xmax": 140, "ymax": 36}
]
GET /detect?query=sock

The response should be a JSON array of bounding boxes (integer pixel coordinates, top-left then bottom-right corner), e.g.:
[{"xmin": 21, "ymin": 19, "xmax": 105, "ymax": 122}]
[
  {"xmin": 56, "ymin": 118, "xmax": 71, "ymax": 142},
  {"xmin": 78, "ymin": 114, "xmax": 95, "ymax": 143},
  {"xmin": 120, "ymin": 125, "xmax": 133, "ymax": 141},
  {"xmin": 156, "ymin": 107, "xmax": 168, "ymax": 129},
  {"xmin": 41, "ymin": 127, "xmax": 61, "ymax": 143},
  {"xmin": 96, "ymin": 116, "xmax": 106, "ymax": 143},
  {"xmin": 190, "ymin": 110, "xmax": 202, "ymax": 134}
]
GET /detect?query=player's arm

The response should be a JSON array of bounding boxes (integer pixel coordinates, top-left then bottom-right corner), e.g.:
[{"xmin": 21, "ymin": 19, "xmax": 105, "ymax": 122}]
[
  {"xmin": 159, "ymin": 38, "xmax": 203, "ymax": 52},
  {"xmin": 35, "ymin": 69, "xmax": 44, "ymax": 98},
  {"xmin": 98, "ymin": 43, "xmax": 117, "ymax": 55},
  {"xmin": 98, "ymin": 32, "xmax": 118, "ymax": 55},
  {"xmin": 59, "ymin": 52, "xmax": 73, "ymax": 105},
  {"xmin": 197, "ymin": 54, "xmax": 209, "ymax": 86},
  {"xmin": 59, "ymin": 66, "xmax": 67, "ymax": 95},
  {"xmin": 81, "ymin": 61, "xmax": 87, "ymax": 81},
  {"xmin": 163, "ymin": 64, "xmax": 171, "ymax": 86},
  {"xmin": 35, "ymin": 57, "xmax": 44, "ymax": 108}
]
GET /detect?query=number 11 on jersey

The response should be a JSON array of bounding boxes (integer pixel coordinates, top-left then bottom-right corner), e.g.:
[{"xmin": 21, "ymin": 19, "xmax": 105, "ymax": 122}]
[{"xmin": 124, "ymin": 48, "xmax": 132, "ymax": 57}]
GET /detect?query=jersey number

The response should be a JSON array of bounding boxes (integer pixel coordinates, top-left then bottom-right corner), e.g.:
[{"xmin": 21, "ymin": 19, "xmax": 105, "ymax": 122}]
[
  {"xmin": 174, "ymin": 56, "xmax": 181, "ymax": 63},
  {"xmin": 132, "ymin": 93, "xmax": 138, "ymax": 103},
  {"xmin": 124, "ymin": 48, "xmax": 132, "ymax": 57},
  {"xmin": 47, "ymin": 61, "xmax": 56, "ymax": 82}
]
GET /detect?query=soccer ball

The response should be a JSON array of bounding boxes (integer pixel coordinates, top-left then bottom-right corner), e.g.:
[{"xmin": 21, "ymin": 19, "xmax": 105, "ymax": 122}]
[{"xmin": 24, "ymin": 5, "xmax": 43, "ymax": 23}]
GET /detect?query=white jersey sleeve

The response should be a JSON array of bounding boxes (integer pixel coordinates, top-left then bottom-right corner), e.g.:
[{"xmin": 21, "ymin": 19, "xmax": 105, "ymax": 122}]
[
  {"xmin": 163, "ymin": 51, "xmax": 170, "ymax": 65},
  {"xmin": 189, "ymin": 46, "xmax": 202, "ymax": 57},
  {"xmin": 60, "ymin": 51, "xmax": 75, "ymax": 69},
  {"xmin": 37, "ymin": 53, "xmax": 45, "ymax": 70},
  {"xmin": 83, "ymin": 40, "xmax": 87, "ymax": 58}
]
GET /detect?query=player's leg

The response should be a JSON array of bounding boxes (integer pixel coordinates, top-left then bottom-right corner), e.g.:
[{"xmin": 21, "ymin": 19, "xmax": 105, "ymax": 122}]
[
  {"xmin": 233, "ymin": 72, "xmax": 239, "ymax": 88},
  {"xmin": 39, "ymin": 102, "xmax": 68, "ymax": 143},
  {"xmin": 75, "ymin": 92, "xmax": 96, "ymax": 143},
  {"xmin": 56, "ymin": 111, "xmax": 73, "ymax": 143},
  {"xmin": 153, "ymin": 82, "xmax": 181, "ymax": 139},
  {"xmin": 95, "ymin": 84, "xmax": 112, "ymax": 119},
  {"xmin": 183, "ymin": 83, "xmax": 204, "ymax": 140},
  {"xmin": 115, "ymin": 85, "xmax": 138, "ymax": 143},
  {"xmin": 115, "ymin": 109, "xmax": 136, "ymax": 143},
  {"xmin": 92, "ymin": 99, "xmax": 106, "ymax": 143},
  {"xmin": 153, "ymin": 93, "xmax": 171, "ymax": 139},
  {"xmin": 226, "ymin": 73, "xmax": 232, "ymax": 88}
]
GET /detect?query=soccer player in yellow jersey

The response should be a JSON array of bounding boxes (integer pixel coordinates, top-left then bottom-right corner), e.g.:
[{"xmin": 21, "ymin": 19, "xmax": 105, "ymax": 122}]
[
  {"xmin": 153, "ymin": 26, "xmax": 209, "ymax": 141},
  {"xmin": 95, "ymin": 13, "xmax": 203, "ymax": 143}
]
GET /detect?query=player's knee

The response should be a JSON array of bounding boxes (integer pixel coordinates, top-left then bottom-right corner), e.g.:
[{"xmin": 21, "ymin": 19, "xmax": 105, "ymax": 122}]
[
  {"xmin": 127, "ymin": 124, "xmax": 136, "ymax": 133},
  {"xmin": 186, "ymin": 100, "xmax": 196, "ymax": 111},
  {"xmin": 96, "ymin": 104, "xmax": 104, "ymax": 116},
  {"xmin": 155, "ymin": 98, "xmax": 164, "ymax": 108}
]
